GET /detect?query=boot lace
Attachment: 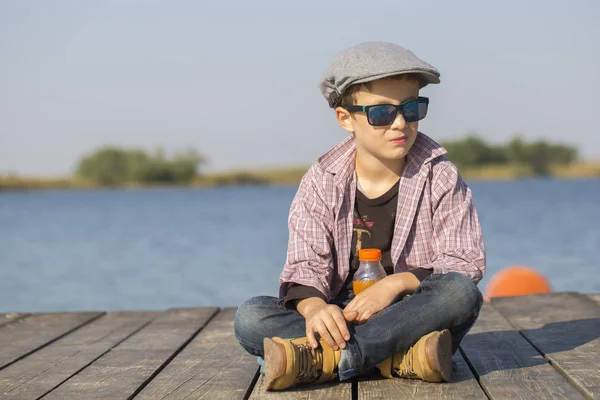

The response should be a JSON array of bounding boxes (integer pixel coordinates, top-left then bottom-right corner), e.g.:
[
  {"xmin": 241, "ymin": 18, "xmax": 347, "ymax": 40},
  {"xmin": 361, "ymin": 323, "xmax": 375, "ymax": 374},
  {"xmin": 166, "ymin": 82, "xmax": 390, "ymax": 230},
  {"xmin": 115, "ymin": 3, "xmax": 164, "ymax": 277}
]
[
  {"xmin": 292, "ymin": 342, "xmax": 323, "ymax": 383},
  {"xmin": 396, "ymin": 347, "xmax": 417, "ymax": 378}
]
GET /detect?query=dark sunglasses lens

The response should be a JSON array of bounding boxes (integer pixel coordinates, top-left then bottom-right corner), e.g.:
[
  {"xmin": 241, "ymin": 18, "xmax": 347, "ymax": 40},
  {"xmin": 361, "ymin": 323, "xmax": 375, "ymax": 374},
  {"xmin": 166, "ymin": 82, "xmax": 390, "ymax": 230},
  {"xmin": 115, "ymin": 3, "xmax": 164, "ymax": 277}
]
[
  {"xmin": 368, "ymin": 105, "xmax": 397, "ymax": 126},
  {"xmin": 417, "ymin": 100, "xmax": 428, "ymax": 120},
  {"xmin": 402, "ymin": 99, "xmax": 428, "ymax": 122}
]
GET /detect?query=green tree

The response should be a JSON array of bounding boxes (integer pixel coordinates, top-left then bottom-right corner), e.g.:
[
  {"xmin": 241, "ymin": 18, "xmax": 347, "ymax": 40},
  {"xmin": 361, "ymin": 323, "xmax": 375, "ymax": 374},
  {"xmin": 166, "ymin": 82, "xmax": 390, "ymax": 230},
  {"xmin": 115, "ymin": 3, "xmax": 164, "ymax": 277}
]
[
  {"xmin": 440, "ymin": 134, "xmax": 579, "ymax": 176},
  {"xmin": 76, "ymin": 147, "xmax": 129, "ymax": 185},
  {"xmin": 507, "ymin": 136, "xmax": 529, "ymax": 164},
  {"xmin": 529, "ymin": 140, "xmax": 552, "ymax": 176},
  {"xmin": 76, "ymin": 146, "xmax": 206, "ymax": 185},
  {"xmin": 441, "ymin": 134, "xmax": 508, "ymax": 167}
]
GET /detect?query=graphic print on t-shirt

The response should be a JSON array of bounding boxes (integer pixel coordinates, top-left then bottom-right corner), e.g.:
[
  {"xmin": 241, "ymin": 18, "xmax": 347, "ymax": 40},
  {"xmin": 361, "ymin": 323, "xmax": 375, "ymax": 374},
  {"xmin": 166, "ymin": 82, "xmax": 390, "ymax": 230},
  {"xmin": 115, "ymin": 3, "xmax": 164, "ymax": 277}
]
[
  {"xmin": 353, "ymin": 213, "xmax": 374, "ymax": 257},
  {"xmin": 349, "ymin": 181, "xmax": 400, "ymax": 274}
]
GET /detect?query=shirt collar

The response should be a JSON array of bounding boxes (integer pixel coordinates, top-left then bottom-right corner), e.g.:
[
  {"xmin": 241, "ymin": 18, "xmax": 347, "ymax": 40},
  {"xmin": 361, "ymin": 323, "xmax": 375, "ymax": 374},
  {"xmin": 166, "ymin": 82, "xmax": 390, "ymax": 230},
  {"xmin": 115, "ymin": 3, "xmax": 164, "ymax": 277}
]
[{"xmin": 317, "ymin": 132, "xmax": 448, "ymax": 181}]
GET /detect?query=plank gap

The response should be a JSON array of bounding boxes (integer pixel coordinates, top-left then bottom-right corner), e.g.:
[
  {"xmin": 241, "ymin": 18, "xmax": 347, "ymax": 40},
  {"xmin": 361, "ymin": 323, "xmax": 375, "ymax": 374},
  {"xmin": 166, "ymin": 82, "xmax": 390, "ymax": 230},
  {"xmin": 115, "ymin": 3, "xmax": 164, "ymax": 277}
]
[
  {"xmin": 134, "ymin": 308, "xmax": 258, "ymax": 400},
  {"xmin": 351, "ymin": 378, "xmax": 358, "ymax": 400},
  {"xmin": 38, "ymin": 308, "xmax": 219, "ymax": 399},
  {"xmin": 356, "ymin": 351, "xmax": 484, "ymax": 399},
  {"xmin": 127, "ymin": 308, "xmax": 221, "ymax": 400},
  {"xmin": 490, "ymin": 301, "xmax": 552, "ymax": 361},
  {"xmin": 0, "ymin": 312, "xmax": 105, "ymax": 373},
  {"xmin": 544, "ymin": 359, "xmax": 597, "ymax": 400},
  {"xmin": 36, "ymin": 317, "xmax": 157, "ymax": 400},
  {"xmin": 242, "ymin": 367, "xmax": 261, "ymax": 400},
  {"xmin": 458, "ymin": 346, "xmax": 492, "ymax": 400},
  {"xmin": 491, "ymin": 293, "xmax": 600, "ymax": 399},
  {"xmin": 491, "ymin": 299, "xmax": 586, "ymax": 392}
]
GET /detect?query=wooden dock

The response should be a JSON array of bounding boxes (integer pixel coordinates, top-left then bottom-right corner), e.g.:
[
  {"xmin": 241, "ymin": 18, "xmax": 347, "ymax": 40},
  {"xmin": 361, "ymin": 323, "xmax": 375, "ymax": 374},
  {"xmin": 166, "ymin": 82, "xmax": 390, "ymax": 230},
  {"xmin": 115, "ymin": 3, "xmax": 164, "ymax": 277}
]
[{"xmin": 0, "ymin": 292, "xmax": 598, "ymax": 399}]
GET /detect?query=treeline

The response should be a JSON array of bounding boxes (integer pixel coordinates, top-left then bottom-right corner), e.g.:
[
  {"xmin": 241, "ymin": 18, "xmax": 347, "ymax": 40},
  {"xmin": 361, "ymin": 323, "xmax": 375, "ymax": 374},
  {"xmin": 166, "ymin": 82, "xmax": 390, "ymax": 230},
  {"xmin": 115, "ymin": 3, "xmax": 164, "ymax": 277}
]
[
  {"xmin": 76, "ymin": 147, "xmax": 205, "ymax": 185},
  {"xmin": 440, "ymin": 135, "xmax": 578, "ymax": 175},
  {"xmin": 69, "ymin": 135, "xmax": 583, "ymax": 185}
]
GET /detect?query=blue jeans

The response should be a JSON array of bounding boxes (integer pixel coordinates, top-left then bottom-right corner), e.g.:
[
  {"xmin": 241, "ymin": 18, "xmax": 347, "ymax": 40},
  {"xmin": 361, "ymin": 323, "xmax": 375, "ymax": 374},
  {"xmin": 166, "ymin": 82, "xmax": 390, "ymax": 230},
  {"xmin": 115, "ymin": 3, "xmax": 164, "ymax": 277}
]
[{"xmin": 234, "ymin": 272, "xmax": 482, "ymax": 381}]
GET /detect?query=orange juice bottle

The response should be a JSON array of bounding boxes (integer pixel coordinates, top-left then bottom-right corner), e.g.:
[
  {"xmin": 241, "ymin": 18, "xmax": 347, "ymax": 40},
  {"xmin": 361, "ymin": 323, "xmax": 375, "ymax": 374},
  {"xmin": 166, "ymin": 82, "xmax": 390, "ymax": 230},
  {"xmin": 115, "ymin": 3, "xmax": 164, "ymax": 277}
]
[{"xmin": 353, "ymin": 248, "xmax": 386, "ymax": 295}]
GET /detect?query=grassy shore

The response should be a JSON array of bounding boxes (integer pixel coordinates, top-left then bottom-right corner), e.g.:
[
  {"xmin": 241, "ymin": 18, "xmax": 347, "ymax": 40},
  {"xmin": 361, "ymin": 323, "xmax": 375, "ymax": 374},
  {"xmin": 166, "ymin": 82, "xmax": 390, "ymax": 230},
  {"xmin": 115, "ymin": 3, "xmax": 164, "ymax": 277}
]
[
  {"xmin": 1, "ymin": 162, "xmax": 599, "ymax": 191},
  {"xmin": 458, "ymin": 162, "xmax": 600, "ymax": 180}
]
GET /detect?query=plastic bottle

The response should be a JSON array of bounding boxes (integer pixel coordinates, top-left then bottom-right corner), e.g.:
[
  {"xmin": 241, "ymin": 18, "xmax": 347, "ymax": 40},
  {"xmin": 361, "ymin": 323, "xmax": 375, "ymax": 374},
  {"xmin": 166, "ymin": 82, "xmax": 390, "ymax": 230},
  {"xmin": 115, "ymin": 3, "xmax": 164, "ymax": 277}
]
[{"xmin": 352, "ymin": 248, "xmax": 387, "ymax": 295}]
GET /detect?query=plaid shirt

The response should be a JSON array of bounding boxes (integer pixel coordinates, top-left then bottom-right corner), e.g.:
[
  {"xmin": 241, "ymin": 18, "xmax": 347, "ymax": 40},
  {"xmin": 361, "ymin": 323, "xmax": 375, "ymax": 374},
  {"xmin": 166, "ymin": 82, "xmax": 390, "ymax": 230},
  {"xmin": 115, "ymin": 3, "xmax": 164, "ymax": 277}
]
[{"xmin": 279, "ymin": 132, "xmax": 486, "ymax": 301}]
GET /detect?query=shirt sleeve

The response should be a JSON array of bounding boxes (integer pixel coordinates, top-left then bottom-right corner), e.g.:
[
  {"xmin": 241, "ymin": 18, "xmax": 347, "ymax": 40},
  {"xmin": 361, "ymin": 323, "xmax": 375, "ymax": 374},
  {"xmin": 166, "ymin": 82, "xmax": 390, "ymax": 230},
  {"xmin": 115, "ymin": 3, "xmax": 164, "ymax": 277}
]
[
  {"xmin": 283, "ymin": 284, "xmax": 328, "ymax": 309},
  {"xmin": 279, "ymin": 167, "xmax": 336, "ymax": 300},
  {"xmin": 423, "ymin": 161, "xmax": 486, "ymax": 284}
]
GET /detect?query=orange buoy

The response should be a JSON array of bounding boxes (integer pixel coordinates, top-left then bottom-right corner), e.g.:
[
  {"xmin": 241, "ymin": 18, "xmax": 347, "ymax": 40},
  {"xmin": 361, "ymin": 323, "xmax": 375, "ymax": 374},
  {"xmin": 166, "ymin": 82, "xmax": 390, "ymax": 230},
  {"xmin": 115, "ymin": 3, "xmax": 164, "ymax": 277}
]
[{"xmin": 484, "ymin": 266, "xmax": 552, "ymax": 302}]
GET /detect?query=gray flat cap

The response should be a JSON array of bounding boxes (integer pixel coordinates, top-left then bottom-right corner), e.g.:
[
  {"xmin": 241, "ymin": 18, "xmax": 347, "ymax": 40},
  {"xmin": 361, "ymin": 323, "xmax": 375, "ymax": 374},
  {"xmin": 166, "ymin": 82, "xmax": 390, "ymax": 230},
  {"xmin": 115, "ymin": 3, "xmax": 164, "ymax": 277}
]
[{"xmin": 319, "ymin": 41, "xmax": 440, "ymax": 108}]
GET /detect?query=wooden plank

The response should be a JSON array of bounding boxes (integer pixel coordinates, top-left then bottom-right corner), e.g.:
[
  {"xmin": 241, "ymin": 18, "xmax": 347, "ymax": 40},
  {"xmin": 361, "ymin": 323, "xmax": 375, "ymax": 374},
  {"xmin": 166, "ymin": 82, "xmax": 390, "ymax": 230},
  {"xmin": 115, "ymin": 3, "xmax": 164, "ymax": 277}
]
[
  {"xmin": 357, "ymin": 352, "xmax": 485, "ymax": 399},
  {"xmin": 42, "ymin": 308, "xmax": 218, "ymax": 400},
  {"xmin": 249, "ymin": 373, "xmax": 352, "ymax": 400},
  {"xmin": 0, "ymin": 314, "xmax": 29, "ymax": 329},
  {"xmin": 0, "ymin": 312, "xmax": 103, "ymax": 370},
  {"xmin": 135, "ymin": 308, "xmax": 259, "ymax": 400},
  {"xmin": 587, "ymin": 294, "xmax": 600, "ymax": 307},
  {"xmin": 460, "ymin": 303, "xmax": 584, "ymax": 399},
  {"xmin": 492, "ymin": 293, "xmax": 600, "ymax": 400},
  {"xmin": 0, "ymin": 312, "xmax": 158, "ymax": 399}
]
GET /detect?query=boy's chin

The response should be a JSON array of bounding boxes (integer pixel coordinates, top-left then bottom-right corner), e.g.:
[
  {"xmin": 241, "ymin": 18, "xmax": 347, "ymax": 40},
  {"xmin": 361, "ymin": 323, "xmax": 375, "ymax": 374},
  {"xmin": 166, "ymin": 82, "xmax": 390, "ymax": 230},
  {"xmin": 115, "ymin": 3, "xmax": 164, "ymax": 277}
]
[
  {"xmin": 382, "ymin": 147, "xmax": 412, "ymax": 160},
  {"xmin": 374, "ymin": 152, "xmax": 410, "ymax": 163}
]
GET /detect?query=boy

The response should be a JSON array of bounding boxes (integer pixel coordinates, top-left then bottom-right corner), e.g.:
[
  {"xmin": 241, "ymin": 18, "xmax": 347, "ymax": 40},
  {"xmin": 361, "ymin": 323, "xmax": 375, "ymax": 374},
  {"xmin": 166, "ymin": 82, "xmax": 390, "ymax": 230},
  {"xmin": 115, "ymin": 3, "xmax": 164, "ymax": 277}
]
[{"xmin": 234, "ymin": 41, "xmax": 485, "ymax": 391}]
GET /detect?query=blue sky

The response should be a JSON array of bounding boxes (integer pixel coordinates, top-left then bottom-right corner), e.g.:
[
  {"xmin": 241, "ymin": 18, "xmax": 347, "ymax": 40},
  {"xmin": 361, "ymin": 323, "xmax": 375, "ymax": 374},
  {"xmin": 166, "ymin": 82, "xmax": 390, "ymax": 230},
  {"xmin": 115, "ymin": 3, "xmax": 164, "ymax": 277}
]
[{"xmin": 1, "ymin": 0, "xmax": 598, "ymax": 176}]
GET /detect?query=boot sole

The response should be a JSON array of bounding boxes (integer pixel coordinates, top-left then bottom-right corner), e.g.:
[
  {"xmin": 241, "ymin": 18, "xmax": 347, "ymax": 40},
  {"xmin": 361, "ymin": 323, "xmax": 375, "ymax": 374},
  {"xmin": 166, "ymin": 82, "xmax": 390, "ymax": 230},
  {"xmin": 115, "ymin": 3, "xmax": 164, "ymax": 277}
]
[
  {"xmin": 264, "ymin": 338, "xmax": 286, "ymax": 390},
  {"xmin": 425, "ymin": 329, "xmax": 453, "ymax": 382}
]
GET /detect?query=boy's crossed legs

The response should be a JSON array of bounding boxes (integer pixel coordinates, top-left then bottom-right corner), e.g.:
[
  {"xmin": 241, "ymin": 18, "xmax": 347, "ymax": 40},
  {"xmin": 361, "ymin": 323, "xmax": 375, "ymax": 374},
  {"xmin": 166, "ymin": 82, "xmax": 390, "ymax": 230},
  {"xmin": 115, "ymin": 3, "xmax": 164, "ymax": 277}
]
[{"xmin": 234, "ymin": 272, "xmax": 482, "ymax": 390}]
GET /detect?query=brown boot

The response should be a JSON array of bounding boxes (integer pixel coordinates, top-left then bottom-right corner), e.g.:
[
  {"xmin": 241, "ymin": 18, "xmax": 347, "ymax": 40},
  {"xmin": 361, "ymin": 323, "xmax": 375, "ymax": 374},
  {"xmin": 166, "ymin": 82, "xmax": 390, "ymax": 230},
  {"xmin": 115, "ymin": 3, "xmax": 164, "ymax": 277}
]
[
  {"xmin": 263, "ymin": 336, "xmax": 342, "ymax": 391},
  {"xmin": 376, "ymin": 329, "xmax": 453, "ymax": 382}
]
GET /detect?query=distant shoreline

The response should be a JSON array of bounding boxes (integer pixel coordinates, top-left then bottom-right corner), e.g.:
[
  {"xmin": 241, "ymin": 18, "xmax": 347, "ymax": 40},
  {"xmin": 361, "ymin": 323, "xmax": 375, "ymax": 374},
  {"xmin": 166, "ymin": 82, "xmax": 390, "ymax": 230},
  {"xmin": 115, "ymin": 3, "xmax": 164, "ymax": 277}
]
[{"xmin": 1, "ymin": 162, "xmax": 599, "ymax": 191}]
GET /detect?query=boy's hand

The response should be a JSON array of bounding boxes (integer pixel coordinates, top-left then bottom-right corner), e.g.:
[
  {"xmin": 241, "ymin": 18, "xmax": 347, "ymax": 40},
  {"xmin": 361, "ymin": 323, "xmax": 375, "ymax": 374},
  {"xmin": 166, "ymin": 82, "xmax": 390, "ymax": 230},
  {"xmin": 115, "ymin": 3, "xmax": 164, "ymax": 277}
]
[
  {"xmin": 343, "ymin": 277, "xmax": 402, "ymax": 324},
  {"xmin": 296, "ymin": 297, "xmax": 357, "ymax": 350}
]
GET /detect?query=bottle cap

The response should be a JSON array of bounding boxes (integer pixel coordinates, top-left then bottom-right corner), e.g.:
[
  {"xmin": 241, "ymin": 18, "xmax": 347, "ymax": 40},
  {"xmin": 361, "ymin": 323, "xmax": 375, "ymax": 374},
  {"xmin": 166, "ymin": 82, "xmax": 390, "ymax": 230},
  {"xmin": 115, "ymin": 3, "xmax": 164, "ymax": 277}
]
[{"xmin": 359, "ymin": 248, "xmax": 382, "ymax": 261}]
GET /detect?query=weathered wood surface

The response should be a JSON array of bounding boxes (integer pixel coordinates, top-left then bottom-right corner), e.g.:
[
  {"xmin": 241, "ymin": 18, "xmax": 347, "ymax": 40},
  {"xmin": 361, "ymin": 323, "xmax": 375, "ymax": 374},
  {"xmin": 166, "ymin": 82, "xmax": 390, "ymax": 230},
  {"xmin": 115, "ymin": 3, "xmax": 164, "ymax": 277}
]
[
  {"xmin": 460, "ymin": 303, "xmax": 585, "ymax": 399},
  {"xmin": 42, "ymin": 308, "xmax": 217, "ymax": 400},
  {"xmin": 136, "ymin": 308, "xmax": 258, "ymax": 400},
  {"xmin": 357, "ymin": 352, "xmax": 485, "ymax": 399},
  {"xmin": 493, "ymin": 293, "xmax": 600, "ymax": 400},
  {"xmin": 0, "ymin": 312, "xmax": 103, "ymax": 370},
  {"xmin": 250, "ymin": 373, "xmax": 352, "ymax": 400},
  {"xmin": 0, "ymin": 293, "xmax": 598, "ymax": 399},
  {"xmin": 0, "ymin": 312, "xmax": 157, "ymax": 399},
  {"xmin": 0, "ymin": 314, "xmax": 29, "ymax": 329},
  {"xmin": 588, "ymin": 293, "xmax": 600, "ymax": 307}
]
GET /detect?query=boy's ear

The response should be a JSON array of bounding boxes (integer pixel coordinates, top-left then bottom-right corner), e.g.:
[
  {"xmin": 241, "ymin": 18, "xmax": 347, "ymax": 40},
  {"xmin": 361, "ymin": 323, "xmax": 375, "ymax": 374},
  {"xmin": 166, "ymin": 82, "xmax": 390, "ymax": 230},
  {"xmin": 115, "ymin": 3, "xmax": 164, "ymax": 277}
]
[{"xmin": 335, "ymin": 107, "xmax": 355, "ymax": 133}]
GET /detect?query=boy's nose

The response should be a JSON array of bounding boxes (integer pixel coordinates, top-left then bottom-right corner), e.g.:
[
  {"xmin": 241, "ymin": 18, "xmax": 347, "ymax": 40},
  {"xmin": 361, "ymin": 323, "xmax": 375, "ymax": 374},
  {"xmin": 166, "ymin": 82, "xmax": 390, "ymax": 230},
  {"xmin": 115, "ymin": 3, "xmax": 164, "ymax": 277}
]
[{"xmin": 390, "ymin": 112, "xmax": 407, "ymax": 129}]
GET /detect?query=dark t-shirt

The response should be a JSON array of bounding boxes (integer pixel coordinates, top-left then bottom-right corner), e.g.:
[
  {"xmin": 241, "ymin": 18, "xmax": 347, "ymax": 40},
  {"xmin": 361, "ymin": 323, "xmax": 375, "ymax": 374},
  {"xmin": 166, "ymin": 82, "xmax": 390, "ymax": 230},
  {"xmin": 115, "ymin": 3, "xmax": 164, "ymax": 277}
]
[
  {"xmin": 283, "ymin": 180, "xmax": 400, "ymax": 308},
  {"xmin": 345, "ymin": 180, "xmax": 399, "ymax": 289}
]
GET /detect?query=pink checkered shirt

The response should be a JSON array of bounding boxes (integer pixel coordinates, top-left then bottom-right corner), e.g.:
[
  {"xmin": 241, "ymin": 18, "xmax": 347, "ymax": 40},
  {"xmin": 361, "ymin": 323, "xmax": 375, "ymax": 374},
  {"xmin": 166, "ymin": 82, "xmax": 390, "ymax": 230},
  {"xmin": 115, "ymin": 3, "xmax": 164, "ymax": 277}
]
[{"xmin": 279, "ymin": 132, "xmax": 486, "ymax": 301}]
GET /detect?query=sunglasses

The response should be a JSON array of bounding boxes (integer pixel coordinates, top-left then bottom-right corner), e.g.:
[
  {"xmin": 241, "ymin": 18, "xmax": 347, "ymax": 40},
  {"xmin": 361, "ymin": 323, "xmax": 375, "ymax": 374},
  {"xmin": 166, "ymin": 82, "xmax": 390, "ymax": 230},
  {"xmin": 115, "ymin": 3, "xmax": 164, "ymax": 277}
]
[{"xmin": 345, "ymin": 96, "xmax": 429, "ymax": 126}]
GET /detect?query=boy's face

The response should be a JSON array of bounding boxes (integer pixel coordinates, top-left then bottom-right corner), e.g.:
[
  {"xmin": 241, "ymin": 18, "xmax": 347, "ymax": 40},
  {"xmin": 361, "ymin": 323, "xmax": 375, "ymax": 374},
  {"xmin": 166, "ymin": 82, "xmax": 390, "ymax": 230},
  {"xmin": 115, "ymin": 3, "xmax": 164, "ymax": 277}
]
[{"xmin": 336, "ymin": 77, "xmax": 420, "ymax": 162}]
